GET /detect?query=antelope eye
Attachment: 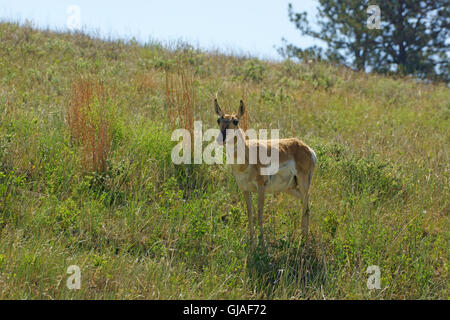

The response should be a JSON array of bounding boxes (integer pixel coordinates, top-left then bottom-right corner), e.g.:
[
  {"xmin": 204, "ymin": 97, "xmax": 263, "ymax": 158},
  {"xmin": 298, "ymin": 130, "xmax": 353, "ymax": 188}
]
[{"xmin": 232, "ymin": 119, "xmax": 239, "ymax": 126}]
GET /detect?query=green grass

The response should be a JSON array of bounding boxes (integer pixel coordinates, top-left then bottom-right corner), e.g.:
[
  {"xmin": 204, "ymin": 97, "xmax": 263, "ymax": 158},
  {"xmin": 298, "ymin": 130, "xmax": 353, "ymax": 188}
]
[{"xmin": 0, "ymin": 21, "xmax": 448, "ymax": 299}]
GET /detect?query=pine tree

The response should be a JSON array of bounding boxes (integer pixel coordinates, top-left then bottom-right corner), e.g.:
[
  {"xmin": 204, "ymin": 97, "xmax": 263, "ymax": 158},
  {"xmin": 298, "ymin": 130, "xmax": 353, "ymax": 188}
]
[
  {"xmin": 375, "ymin": 0, "xmax": 449, "ymax": 81},
  {"xmin": 283, "ymin": 0, "xmax": 449, "ymax": 82}
]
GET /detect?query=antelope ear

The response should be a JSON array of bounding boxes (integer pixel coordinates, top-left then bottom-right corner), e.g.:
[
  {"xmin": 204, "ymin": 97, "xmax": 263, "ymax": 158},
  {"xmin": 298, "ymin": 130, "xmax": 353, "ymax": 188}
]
[
  {"xmin": 214, "ymin": 98, "xmax": 224, "ymax": 117},
  {"xmin": 237, "ymin": 100, "xmax": 245, "ymax": 119}
]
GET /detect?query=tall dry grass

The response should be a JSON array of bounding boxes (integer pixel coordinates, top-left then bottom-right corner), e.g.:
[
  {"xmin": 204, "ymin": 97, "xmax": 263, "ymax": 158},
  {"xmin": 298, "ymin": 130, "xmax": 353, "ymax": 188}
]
[
  {"xmin": 164, "ymin": 69, "xmax": 195, "ymax": 135},
  {"xmin": 67, "ymin": 78, "xmax": 113, "ymax": 173}
]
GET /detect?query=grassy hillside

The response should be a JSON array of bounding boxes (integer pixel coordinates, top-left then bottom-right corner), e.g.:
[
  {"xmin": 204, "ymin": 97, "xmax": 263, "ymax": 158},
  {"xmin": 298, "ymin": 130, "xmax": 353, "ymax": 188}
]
[{"xmin": 0, "ymin": 21, "xmax": 448, "ymax": 299}]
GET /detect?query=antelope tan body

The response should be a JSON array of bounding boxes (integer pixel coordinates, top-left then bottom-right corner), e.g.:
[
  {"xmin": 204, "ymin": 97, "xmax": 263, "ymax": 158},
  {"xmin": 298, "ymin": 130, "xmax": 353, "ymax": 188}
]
[{"xmin": 214, "ymin": 99, "xmax": 317, "ymax": 248}]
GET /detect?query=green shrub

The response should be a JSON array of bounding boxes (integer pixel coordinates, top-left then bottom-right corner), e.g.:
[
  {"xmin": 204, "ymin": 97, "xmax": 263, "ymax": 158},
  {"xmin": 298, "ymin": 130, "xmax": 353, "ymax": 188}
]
[{"xmin": 232, "ymin": 59, "xmax": 266, "ymax": 82}]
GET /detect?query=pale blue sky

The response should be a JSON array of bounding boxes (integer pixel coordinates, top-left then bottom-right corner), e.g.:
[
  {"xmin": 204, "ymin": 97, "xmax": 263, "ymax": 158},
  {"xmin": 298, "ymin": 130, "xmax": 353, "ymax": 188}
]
[{"xmin": 0, "ymin": 0, "xmax": 322, "ymax": 59}]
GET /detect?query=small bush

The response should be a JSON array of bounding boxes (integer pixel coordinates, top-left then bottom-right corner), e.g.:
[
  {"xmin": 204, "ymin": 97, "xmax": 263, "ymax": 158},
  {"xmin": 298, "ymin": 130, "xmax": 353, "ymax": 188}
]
[
  {"xmin": 232, "ymin": 59, "xmax": 266, "ymax": 83},
  {"xmin": 315, "ymin": 142, "xmax": 405, "ymax": 202},
  {"xmin": 0, "ymin": 170, "xmax": 26, "ymax": 217}
]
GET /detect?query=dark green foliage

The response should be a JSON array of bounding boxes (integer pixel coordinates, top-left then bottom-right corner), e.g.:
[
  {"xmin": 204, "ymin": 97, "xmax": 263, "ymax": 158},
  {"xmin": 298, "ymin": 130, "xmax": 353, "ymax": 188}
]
[{"xmin": 283, "ymin": 0, "xmax": 449, "ymax": 81}]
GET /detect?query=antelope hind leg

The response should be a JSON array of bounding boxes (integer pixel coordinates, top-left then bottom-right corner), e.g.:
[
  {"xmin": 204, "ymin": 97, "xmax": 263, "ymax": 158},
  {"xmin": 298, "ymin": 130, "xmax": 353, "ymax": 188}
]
[{"xmin": 257, "ymin": 186, "xmax": 266, "ymax": 247}]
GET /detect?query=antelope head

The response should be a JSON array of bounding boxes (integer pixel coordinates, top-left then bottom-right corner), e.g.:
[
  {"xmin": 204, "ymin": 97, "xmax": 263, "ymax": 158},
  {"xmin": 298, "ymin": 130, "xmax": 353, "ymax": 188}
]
[{"xmin": 214, "ymin": 98, "xmax": 245, "ymax": 145}]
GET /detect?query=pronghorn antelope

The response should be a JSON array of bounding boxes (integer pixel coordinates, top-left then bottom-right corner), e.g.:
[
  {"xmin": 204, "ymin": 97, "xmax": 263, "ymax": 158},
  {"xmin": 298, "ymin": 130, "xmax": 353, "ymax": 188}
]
[{"xmin": 214, "ymin": 99, "xmax": 316, "ymax": 247}]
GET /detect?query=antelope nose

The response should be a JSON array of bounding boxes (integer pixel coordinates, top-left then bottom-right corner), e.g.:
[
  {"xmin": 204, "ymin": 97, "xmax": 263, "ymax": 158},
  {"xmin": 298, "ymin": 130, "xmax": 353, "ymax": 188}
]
[{"xmin": 216, "ymin": 131, "xmax": 225, "ymax": 145}]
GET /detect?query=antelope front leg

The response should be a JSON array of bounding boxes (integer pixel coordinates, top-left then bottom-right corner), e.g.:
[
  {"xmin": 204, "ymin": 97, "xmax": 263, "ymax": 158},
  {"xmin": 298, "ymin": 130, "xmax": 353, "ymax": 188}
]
[
  {"xmin": 257, "ymin": 186, "xmax": 266, "ymax": 247},
  {"xmin": 243, "ymin": 191, "xmax": 256, "ymax": 248}
]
